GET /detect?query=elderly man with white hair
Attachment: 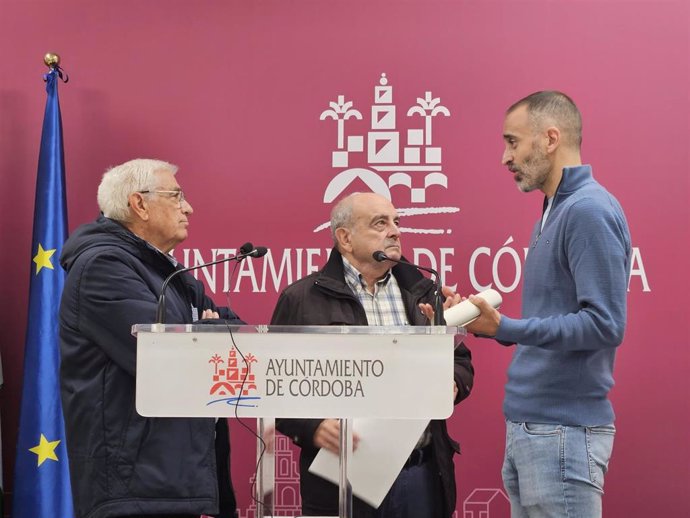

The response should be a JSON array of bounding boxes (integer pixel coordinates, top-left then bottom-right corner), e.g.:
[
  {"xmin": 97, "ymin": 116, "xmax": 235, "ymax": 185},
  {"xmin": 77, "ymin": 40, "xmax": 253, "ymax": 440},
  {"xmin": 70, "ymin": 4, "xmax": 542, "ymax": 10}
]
[{"xmin": 59, "ymin": 159, "xmax": 240, "ymax": 518}]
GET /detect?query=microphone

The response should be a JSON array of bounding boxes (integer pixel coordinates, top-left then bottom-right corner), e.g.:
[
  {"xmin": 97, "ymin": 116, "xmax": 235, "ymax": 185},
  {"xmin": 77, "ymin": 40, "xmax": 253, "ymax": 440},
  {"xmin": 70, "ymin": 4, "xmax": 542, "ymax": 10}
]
[
  {"xmin": 372, "ymin": 250, "xmax": 444, "ymax": 325},
  {"xmin": 239, "ymin": 242, "xmax": 254, "ymax": 256},
  {"xmin": 236, "ymin": 242, "xmax": 268, "ymax": 260},
  {"xmin": 155, "ymin": 242, "xmax": 267, "ymax": 324},
  {"xmin": 244, "ymin": 246, "xmax": 268, "ymax": 258}
]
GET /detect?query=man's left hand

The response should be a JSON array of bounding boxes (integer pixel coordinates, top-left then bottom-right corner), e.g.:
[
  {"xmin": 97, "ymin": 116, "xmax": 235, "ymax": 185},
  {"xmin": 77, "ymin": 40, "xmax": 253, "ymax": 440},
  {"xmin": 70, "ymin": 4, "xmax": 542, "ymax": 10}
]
[
  {"xmin": 201, "ymin": 309, "xmax": 220, "ymax": 319},
  {"xmin": 418, "ymin": 286, "xmax": 461, "ymax": 322}
]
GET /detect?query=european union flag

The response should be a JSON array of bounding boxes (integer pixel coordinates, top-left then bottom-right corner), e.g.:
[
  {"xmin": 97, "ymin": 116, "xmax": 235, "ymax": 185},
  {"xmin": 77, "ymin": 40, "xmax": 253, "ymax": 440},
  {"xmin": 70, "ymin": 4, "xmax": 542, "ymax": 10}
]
[{"xmin": 12, "ymin": 67, "xmax": 74, "ymax": 517}]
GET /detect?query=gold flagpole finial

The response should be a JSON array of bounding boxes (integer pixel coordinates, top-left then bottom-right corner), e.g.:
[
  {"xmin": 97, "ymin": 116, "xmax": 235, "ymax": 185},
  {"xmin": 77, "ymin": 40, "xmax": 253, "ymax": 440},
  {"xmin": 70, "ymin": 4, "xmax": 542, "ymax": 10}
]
[{"xmin": 43, "ymin": 53, "xmax": 60, "ymax": 69}]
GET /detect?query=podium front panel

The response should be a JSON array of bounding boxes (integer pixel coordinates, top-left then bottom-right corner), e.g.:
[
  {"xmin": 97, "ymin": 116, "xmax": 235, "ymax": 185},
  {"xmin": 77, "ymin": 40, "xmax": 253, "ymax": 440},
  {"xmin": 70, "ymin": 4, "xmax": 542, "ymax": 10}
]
[{"xmin": 134, "ymin": 325, "xmax": 457, "ymax": 419}]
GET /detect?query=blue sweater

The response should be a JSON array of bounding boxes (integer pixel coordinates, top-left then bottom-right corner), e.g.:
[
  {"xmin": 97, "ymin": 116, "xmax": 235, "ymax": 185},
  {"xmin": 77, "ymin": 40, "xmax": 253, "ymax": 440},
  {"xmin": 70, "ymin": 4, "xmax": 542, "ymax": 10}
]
[{"xmin": 496, "ymin": 165, "xmax": 631, "ymax": 426}]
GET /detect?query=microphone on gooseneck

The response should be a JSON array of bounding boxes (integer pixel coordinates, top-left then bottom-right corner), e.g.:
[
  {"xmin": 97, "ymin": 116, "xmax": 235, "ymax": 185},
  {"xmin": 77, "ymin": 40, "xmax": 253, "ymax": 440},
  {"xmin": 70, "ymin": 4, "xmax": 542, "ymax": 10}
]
[
  {"xmin": 238, "ymin": 242, "xmax": 254, "ymax": 256},
  {"xmin": 237, "ymin": 242, "xmax": 269, "ymax": 259},
  {"xmin": 372, "ymin": 250, "xmax": 444, "ymax": 326},
  {"xmin": 243, "ymin": 246, "xmax": 268, "ymax": 259},
  {"xmin": 155, "ymin": 242, "xmax": 267, "ymax": 324}
]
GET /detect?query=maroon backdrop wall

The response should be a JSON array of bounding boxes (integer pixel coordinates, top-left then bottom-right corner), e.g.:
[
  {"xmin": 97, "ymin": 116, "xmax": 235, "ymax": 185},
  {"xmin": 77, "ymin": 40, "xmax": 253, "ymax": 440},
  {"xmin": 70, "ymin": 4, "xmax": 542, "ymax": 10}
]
[{"xmin": 1, "ymin": 1, "xmax": 688, "ymax": 517}]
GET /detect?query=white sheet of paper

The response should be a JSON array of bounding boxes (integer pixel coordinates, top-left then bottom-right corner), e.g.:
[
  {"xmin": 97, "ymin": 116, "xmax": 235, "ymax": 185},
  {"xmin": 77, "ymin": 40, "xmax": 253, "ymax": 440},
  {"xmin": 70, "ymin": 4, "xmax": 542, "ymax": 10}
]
[{"xmin": 308, "ymin": 418, "xmax": 429, "ymax": 508}]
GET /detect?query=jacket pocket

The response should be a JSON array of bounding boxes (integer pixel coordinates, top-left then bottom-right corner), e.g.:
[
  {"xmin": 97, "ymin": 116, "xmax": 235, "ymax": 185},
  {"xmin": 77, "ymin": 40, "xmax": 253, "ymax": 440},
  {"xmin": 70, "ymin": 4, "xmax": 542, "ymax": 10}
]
[{"xmin": 113, "ymin": 403, "xmax": 147, "ymax": 490}]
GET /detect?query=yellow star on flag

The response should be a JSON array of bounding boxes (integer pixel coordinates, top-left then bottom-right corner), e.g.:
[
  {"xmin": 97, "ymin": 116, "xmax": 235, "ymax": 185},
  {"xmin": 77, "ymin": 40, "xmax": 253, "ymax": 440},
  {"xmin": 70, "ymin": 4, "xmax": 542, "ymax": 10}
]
[
  {"xmin": 33, "ymin": 243, "xmax": 56, "ymax": 274},
  {"xmin": 29, "ymin": 434, "xmax": 61, "ymax": 467}
]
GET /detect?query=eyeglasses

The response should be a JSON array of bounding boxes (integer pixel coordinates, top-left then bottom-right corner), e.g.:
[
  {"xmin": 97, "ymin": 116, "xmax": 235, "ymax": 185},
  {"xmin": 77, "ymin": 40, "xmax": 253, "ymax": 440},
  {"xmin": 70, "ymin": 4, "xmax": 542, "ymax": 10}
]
[{"xmin": 138, "ymin": 189, "xmax": 186, "ymax": 207}]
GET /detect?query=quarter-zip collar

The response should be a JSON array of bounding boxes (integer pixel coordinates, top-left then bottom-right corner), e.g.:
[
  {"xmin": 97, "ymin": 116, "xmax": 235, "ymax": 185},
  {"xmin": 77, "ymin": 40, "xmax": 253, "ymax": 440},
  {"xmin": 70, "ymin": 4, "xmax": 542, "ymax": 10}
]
[{"xmin": 535, "ymin": 165, "xmax": 594, "ymax": 247}]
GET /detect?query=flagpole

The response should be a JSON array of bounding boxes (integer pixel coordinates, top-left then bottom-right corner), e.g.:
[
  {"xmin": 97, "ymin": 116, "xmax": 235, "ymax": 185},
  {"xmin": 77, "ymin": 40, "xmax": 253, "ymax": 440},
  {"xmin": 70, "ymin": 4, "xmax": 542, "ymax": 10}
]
[{"xmin": 11, "ymin": 53, "xmax": 74, "ymax": 518}]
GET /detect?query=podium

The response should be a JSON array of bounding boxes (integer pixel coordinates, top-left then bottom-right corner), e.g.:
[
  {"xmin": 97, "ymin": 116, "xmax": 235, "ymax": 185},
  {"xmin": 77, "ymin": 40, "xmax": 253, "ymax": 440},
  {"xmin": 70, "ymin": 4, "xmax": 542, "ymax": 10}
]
[{"xmin": 133, "ymin": 324, "xmax": 459, "ymax": 518}]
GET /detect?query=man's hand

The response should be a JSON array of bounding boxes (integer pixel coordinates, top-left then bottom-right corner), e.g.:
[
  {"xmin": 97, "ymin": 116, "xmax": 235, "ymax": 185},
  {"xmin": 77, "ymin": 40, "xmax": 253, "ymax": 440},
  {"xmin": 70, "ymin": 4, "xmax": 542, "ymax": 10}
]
[
  {"xmin": 201, "ymin": 309, "xmax": 220, "ymax": 319},
  {"xmin": 418, "ymin": 286, "xmax": 462, "ymax": 322},
  {"xmin": 314, "ymin": 419, "xmax": 360, "ymax": 454},
  {"xmin": 262, "ymin": 424, "xmax": 276, "ymax": 454},
  {"xmin": 465, "ymin": 294, "xmax": 501, "ymax": 337}
]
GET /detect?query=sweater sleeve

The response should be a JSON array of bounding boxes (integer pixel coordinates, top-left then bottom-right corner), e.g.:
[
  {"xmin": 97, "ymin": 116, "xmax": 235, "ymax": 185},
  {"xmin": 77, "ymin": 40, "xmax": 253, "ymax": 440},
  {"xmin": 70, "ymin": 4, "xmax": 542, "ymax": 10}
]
[{"xmin": 496, "ymin": 196, "xmax": 631, "ymax": 351}]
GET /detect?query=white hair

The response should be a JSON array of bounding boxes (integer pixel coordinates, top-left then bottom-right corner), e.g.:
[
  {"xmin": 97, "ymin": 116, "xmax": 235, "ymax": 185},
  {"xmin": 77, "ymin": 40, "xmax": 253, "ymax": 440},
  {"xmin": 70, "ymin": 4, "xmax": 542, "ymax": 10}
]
[{"xmin": 97, "ymin": 158, "xmax": 178, "ymax": 221}]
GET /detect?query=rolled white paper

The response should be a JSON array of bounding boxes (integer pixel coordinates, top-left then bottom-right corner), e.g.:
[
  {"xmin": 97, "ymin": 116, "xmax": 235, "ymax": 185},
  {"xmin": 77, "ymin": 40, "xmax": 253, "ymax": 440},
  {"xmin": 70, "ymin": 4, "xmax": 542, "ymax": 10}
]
[{"xmin": 443, "ymin": 289, "xmax": 503, "ymax": 327}]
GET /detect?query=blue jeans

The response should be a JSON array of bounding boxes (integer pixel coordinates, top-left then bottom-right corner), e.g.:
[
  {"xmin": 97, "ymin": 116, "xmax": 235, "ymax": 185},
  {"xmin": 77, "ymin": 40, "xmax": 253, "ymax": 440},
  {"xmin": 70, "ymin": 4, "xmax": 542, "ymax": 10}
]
[{"xmin": 502, "ymin": 420, "xmax": 615, "ymax": 518}]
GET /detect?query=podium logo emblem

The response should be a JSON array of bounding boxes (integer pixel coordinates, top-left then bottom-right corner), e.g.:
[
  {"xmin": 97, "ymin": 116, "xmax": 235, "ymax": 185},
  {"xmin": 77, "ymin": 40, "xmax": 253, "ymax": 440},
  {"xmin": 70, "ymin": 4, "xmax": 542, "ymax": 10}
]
[{"xmin": 207, "ymin": 347, "xmax": 260, "ymax": 407}]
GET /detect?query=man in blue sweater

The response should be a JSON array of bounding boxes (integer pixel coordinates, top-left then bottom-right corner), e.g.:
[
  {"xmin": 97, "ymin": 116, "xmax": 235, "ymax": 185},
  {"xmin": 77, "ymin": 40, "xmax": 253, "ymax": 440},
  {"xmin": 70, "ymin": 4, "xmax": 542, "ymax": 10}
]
[{"xmin": 467, "ymin": 91, "xmax": 631, "ymax": 518}]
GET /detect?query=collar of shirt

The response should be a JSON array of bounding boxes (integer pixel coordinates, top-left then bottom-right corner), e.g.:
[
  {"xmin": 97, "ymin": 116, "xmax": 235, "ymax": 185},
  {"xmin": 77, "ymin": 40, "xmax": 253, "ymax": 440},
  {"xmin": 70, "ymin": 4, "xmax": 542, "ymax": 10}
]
[
  {"xmin": 341, "ymin": 256, "xmax": 408, "ymax": 326},
  {"xmin": 143, "ymin": 240, "xmax": 178, "ymax": 267},
  {"xmin": 342, "ymin": 256, "xmax": 391, "ymax": 294},
  {"xmin": 540, "ymin": 195, "xmax": 554, "ymax": 232}
]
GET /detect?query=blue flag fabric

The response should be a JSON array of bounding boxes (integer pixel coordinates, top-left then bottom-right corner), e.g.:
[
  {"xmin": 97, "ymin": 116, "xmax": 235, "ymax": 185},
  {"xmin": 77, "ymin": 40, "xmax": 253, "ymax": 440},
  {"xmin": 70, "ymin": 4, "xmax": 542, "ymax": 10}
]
[{"xmin": 12, "ymin": 68, "xmax": 74, "ymax": 517}]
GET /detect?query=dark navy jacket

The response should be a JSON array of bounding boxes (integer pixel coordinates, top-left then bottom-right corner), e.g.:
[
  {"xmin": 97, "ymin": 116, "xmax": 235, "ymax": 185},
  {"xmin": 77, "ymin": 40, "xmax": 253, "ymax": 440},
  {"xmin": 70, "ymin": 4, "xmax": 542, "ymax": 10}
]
[{"xmin": 59, "ymin": 215, "xmax": 239, "ymax": 518}]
